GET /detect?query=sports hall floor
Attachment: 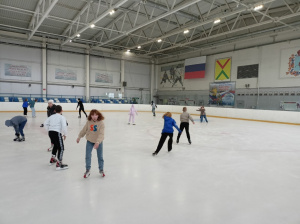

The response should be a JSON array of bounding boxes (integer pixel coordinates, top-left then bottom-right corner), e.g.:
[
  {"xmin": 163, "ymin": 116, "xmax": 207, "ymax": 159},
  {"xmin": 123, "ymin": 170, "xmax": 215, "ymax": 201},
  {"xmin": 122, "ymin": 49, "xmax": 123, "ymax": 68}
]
[{"xmin": 0, "ymin": 111, "xmax": 300, "ymax": 224}]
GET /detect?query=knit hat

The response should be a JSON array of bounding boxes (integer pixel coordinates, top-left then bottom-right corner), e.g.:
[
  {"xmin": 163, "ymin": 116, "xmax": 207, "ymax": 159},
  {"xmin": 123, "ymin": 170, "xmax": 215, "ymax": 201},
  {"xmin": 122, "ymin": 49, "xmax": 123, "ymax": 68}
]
[{"xmin": 5, "ymin": 120, "xmax": 12, "ymax": 127}]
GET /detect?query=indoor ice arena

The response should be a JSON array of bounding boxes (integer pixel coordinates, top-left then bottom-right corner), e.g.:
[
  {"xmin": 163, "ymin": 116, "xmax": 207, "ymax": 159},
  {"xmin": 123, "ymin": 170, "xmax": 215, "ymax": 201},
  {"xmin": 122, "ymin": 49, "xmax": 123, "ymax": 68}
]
[{"xmin": 1, "ymin": 0, "xmax": 300, "ymax": 223}]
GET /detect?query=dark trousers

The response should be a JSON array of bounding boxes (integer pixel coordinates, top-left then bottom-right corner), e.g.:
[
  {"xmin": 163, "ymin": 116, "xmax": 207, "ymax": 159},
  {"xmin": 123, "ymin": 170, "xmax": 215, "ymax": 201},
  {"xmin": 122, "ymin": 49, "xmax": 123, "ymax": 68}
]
[
  {"xmin": 155, "ymin": 133, "xmax": 173, "ymax": 154},
  {"xmin": 79, "ymin": 107, "xmax": 87, "ymax": 117},
  {"xmin": 15, "ymin": 120, "xmax": 27, "ymax": 137},
  {"xmin": 177, "ymin": 122, "xmax": 190, "ymax": 142},
  {"xmin": 23, "ymin": 107, "xmax": 27, "ymax": 115},
  {"xmin": 49, "ymin": 131, "xmax": 65, "ymax": 161}
]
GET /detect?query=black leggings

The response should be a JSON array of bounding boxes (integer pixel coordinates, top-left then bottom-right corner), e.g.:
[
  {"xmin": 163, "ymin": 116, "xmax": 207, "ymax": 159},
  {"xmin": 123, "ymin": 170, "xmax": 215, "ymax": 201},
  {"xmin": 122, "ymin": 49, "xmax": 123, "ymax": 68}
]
[
  {"xmin": 79, "ymin": 107, "xmax": 87, "ymax": 117},
  {"xmin": 177, "ymin": 122, "xmax": 190, "ymax": 141},
  {"xmin": 49, "ymin": 131, "xmax": 65, "ymax": 161},
  {"xmin": 23, "ymin": 107, "xmax": 27, "ymax": 115},
  {"xmin": 155, "ymin": 133, "xmax": 173, "ymax": 154}
]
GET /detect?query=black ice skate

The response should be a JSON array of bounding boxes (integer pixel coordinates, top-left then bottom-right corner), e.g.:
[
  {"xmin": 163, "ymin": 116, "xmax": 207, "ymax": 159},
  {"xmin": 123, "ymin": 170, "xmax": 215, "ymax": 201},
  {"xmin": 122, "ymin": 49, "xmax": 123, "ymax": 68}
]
[
  {"xmin": 49, "ymin": 157, "xmax": 57, "ymax": 166},
  {"xmin": 56, "ymin": 161, "xmax": 68, "ymax": 171},
  {"xmin": 18, "ymin": 136, "xmax": 25, "ymax": 142},
  {"xmin": 13, "ymin": 134, "xmax": 20, "ymax": 141}
]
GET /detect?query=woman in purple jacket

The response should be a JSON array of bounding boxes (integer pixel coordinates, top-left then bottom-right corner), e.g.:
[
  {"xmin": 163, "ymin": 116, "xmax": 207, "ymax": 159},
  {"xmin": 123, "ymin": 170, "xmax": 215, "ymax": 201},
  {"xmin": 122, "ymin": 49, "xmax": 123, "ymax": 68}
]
[{"xmin": 152, "ymin": 112, "xmax": 181, "ymax": 156}]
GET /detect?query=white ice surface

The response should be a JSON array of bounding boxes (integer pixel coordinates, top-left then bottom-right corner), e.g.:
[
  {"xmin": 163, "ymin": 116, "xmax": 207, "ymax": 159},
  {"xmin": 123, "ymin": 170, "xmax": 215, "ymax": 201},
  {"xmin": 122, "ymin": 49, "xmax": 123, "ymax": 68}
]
[{"xmin": 0, "ymin": 111, "xmax": 300, "ymax": 224}]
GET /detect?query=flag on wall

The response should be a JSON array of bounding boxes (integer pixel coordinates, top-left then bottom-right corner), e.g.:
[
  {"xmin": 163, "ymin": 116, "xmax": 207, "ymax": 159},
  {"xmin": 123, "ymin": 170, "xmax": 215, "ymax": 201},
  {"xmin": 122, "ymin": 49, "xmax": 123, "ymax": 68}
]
[
  {"xmin": 215, "ymin": 58, "xmax": 231, "ymax": 81},
  {"xmin": 184, "ymin": 56, "xmax": 206, "ymax": 79}
]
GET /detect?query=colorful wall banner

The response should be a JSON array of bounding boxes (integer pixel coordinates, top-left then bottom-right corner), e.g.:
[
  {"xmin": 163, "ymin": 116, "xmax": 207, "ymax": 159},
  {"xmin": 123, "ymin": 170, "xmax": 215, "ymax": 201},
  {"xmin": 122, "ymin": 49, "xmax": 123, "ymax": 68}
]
[
  {"xmin": 209, "ymin": 82, "xmax": 235, "ymax": 106},
  {"xmin": 55, "ymin": 68, "xmax": 77, "ymax": 80},
  {"xmin": 215, "ymin": 58, "xmax": 231, "ymax": 81},
  {"xmin": 280, "ymin": 47, "xmax": 300, "ymax": 78},
  {"xmin": 5, "ymin": 64, "xmax": 32, "ymax": 77},
  {"xmin": 95, "ymin": 72, "xmax": 113, "ymax": 83},
  {"xmin": 184, "ymin": 56, "xmax": 206, "ymax": 79}
]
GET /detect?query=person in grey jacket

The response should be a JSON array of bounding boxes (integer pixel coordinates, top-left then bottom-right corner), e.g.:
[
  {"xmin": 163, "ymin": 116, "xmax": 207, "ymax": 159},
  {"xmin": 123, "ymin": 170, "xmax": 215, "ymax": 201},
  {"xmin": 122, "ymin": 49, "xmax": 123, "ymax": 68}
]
[
  {"xmin": 176, "ymin": 107, "xmax": 194, "ymax": 144},
  {"xmin": 5, "ymin": 116, "xmax": 27, "ymax": 141}
]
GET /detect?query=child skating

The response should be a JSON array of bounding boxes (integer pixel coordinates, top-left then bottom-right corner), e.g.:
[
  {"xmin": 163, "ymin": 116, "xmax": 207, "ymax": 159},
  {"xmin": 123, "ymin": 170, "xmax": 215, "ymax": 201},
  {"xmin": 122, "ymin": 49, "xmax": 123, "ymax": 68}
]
[
  {"xmin": 5, "ymin": 116, "xmax": 27, "ymax": 142},
  {"xmin": 76, "ymin": 109, "xmax": 105, "ymax": 178},
  {"xmin": 128, "ymin": 104, "xmax": 138, "ymax": 125},
  {"xmin": 152, "ymin": 112, "xmax": 181, "ymax": 156},
  {"xmin": 177, "ymin": 107, "xmax": 195, "ymax": 144},
  {"xmin": 44, "ymin": 105, "xmax": 68, "ymax": 170},
  {"xmin": 197, "ymin": 106, "xmax": 208, "ymax": 123}
]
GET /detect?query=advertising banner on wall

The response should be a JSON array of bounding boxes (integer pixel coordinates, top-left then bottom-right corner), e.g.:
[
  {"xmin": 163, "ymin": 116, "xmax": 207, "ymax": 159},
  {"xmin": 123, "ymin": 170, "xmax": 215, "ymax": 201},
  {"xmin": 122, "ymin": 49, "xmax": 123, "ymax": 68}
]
[
  {"xmin": 5, "ymin": 64, "xmax": 31, "ymax": 77},
  {"xmin": 280, "ymin": 47, "xmax": 300, "ymax": 78},
  {"xmin": 95, "ymin": 72, "xmax": 113, "ymax": 83},
  {"xmin": 160, "ymin": 63, "xmax": 184, "ymax": 88},
  {"xmin": 209, "ymin": 82, "xmax": 235, "ymax": 106},
  {"xmin": 55, "ymin": 68, "xmax": 77, "ymax": 80},
  {"xmin": 215, "ymin": 58, "xmax": 231, "ymax": 81}
]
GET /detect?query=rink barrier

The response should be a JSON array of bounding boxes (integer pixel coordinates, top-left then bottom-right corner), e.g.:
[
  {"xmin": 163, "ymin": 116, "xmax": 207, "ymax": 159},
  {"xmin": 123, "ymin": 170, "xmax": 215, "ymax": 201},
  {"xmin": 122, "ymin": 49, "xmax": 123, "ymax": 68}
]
[{"xmin": 0, "ymin": 102, "xmax": 299, "ymax": 125}]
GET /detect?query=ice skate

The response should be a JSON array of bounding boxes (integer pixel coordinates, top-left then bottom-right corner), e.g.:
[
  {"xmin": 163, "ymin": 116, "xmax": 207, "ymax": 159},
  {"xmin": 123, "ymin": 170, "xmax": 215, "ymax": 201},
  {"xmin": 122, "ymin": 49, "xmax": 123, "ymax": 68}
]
[
  {"xmin": 99, "ymin": 170, "xmax": 105, "ymax": 177},
  {"xmin": 84, "ymin": 170, "xmax": 90, "ymax": 178},
  {"xmin": 49, "ymin": 157, "xmax": 57, "ymax": 166},
  {"xmin": 128, "ymin": 123, "xmax": 130, "ymax": 125},
  {"xmin": 78, "ymin": 116, "xmax": 81, "ymax": 118},
  {"xmin": 152, "ymin": 152, "xmax": 157, "ymax": 156},
  {"xmin": 56, "ymin": 161, "xmax": 68, "ymax": 171},
  {"xmin": 188, "ymin": 140, "xmax": 192, "ymax": 145},
  {"xmin": 133, "ymin": 123, "xmax": 136, "ymax": 125},
  {"xmin": 18, "ymin": 136, "xmax": 25, "ymax": 142},
  {"xmin": 13, "ymin": 134, "xmax": 20, "ymax": 141}
]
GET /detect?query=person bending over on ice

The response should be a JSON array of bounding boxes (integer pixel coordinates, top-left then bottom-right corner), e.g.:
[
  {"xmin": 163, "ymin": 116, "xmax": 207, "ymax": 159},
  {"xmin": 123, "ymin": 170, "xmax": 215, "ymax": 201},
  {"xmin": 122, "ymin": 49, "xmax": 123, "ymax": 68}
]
[
  {"xmin": 128, "ymin": 104, "xmax": 138, "ymax": 125},
  {"xmin": 76, "ymin": 98, "xmax": 87, "ymax": 118},
  {"xmin": 152, "ymin": 112, "xmax": 181, "ymax": 156},
  {"xmin": 5, "ymin": 116, "xmax": 27, "ymax": 142}
]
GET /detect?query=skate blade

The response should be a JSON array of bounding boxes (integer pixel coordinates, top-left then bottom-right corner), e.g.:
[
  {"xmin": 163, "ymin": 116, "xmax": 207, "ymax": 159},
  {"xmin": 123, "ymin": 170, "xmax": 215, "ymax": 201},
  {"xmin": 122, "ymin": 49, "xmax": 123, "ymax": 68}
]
[{"xmin": 56, "ymin": 167, "xmax": 69, "ymax": 171}]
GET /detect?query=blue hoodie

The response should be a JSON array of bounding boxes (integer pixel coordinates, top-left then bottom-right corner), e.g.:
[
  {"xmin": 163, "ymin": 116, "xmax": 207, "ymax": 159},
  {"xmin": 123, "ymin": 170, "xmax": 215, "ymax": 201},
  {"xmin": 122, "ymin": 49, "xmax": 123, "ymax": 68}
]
[
  {"xmin": 22, "ymin": 101, "xmax": 28, "ymax": 108},
  {"xmin": 162, "ymin": 116, "xmax": 181, "ymax": 133}
]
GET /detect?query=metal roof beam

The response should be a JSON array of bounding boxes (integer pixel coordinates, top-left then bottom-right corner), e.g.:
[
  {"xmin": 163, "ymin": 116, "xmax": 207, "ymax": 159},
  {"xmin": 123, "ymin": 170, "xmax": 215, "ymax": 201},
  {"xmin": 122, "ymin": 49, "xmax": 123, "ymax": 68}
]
[{"xmin": 28, "ymin": 0, "xmax": 59, "ymax": 40}]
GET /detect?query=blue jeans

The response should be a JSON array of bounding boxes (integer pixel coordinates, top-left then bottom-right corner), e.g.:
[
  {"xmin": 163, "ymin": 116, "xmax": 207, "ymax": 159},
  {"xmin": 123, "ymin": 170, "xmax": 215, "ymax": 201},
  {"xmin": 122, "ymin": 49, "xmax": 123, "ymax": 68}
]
[
  {"xmin": 200, "ymin": 115, "xmax": 208, "ymax": 123},
  {"xmin": 86, "ymin": 140, "xmax": 104, "ymax": 171},
  {"xmin": 31, "ymin": 107, "xmax": 36, "ymax": 117},
  {"xmin": 152, "ymin": 108, "xmax": 156, "ymax": 116},
  {"xmin": 17, "ymin": 120, "xmax": 27, "ymax": 136}
]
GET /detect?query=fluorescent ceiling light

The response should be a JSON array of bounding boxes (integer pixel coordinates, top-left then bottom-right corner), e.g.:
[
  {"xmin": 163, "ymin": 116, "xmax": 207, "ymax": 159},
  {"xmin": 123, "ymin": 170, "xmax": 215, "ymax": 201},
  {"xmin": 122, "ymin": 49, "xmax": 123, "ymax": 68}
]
[
  {"xmin": 90, "ymin": 24, "xmax": 95, "ymax": 28},
  {"xmin": 110, "ymin": 10, "xmax": 115, "ymax": 15},
  {"xmin": 214, "ymin": 19, "xmax": 221, "ymax": 24},
  {"xmin": 126, "ymin": 49, "xmax": 130, "ymax": 52},
  {"xmin": 157, "ymin": 39, "xmax": 162, "ymax": 43},
  {"xmin": 254, "ymin": 5, "xmax": 263, "ymax": 11},
  {"xmin": 183, "ymin": 30, "xmax": 189, "ymax": 34},
  {"xmin": 137, "ymin": 46, "xmax": 141, "ymax": 49},
  {"xmin": 76, "ymin": 34, "xmax": 80, "ymax": 37}
]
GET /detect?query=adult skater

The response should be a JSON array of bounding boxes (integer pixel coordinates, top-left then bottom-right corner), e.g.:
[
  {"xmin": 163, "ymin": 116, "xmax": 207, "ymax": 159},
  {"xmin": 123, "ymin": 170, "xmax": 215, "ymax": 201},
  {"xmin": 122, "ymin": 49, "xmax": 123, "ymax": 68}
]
[
  {"xmin": 197, "ymin": 106, "xmax": 208, "ymax": 123},
  {"xmin": 22, "ymin": 98, "xmax": 28, "ymax": 116},
  {"xmin": 40, "ymin": 100, "xmax": 56, "ymax": 127},
  {"xmin": 151, "ymin": 101, "xmax": 157, "ymax": 116},
  {"xmin": 5, "ymin": 115, "xmax": 27, "ymax": 142},
  {"xmin": 128, "ymin": 104, "xmax": 138, "ymax": 125},
  {"xmin": 76, "ymin": 98, "xmax": 87, "ymax": 118},
  {"xmin": 29, "ymin": 99, "xmax": 37, "ymax": 118},
  {"xmin": 44, "ymin": 105, "xmax": 68, "ymax": 170},
  {"xmin": 176, "ymin": 107, "xmax": 195, "ymax": 144},
  {"xmin": 152, "ymin": 112, "xmax": 181, "ymax": 156},
  {"xmin": 76, "ymin": 109, "xmax": 105, "ymax": 178}
]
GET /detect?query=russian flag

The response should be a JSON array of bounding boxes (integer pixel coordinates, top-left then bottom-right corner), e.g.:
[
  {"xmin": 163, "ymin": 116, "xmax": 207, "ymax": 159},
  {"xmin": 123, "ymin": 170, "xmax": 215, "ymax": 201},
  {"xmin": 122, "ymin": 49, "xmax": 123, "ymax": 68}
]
[{"xmin": 184, "ymin": 56, "xmax": 206, "ymax": 79}]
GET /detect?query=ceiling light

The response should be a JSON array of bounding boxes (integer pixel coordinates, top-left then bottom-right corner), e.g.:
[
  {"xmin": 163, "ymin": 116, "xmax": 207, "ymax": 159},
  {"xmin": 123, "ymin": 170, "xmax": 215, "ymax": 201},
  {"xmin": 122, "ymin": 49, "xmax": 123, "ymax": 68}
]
[
  {"xmin": 254, "ymin": 5, "xmax": 263, "ymax": 11},
  {"xmin": 90, "ymin": 24, "xmax": 95, "ymax": 28},
  {"xmin": 157, "ymin": 39, "xmax": 162, "ymax": 43},
  {"xmin": 183, "ymin": 30, "xmax": 189, "ymax": 34},
  {"xmin": 126, "ymin": 49, "xmax": 130, "ymax": 52},
  {"xmin": 109, "ymin": 10, "xmax": 115, "ymax": 15},
  {"xmin": 137, "ymin": 46, "xmax": 141, "ymax": 49},
  {"xmin": 214, "ymin": 19, "xmax": 221, "ymax": 24},
  {"xmin": 76, "ymin": 34, "xmax": 80, "ymax": 37},
  {"xmin": 69, "ymin": 40, "xmax": 72, "ymax": 42}
]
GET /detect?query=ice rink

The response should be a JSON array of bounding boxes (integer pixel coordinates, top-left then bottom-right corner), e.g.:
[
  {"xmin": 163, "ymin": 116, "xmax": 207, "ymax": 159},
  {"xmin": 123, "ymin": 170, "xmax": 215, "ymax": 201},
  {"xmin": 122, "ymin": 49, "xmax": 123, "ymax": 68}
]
[{"xmin": 1, "ymin": 111, "xmax": 300, "ymax": 224}]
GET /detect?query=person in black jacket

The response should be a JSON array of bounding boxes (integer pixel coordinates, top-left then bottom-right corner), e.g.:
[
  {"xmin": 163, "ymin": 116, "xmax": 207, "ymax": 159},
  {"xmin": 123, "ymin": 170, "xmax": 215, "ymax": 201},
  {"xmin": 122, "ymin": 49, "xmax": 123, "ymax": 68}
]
[
  {"xmin": 76, "ymin": 98, "xmax": 87, "ymax": 118},
  {"xmin": 40, "ymin": 100, "xmax": 56, "ymax": 151}
]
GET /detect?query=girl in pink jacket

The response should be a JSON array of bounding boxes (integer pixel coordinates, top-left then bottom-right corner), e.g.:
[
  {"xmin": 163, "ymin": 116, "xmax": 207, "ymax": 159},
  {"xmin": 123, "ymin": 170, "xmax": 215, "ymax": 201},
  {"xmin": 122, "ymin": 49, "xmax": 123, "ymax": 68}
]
[{"xmin": 128, "ymin": 104, "xmax": 138, "ymax": 125}]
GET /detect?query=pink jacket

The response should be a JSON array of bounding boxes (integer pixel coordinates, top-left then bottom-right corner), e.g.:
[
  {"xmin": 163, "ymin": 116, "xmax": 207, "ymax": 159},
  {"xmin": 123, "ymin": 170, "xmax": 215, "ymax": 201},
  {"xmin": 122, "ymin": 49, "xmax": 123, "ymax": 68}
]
[{"xmin": 129, "ymin": 104, "xmax": 138, "ymax": 115}]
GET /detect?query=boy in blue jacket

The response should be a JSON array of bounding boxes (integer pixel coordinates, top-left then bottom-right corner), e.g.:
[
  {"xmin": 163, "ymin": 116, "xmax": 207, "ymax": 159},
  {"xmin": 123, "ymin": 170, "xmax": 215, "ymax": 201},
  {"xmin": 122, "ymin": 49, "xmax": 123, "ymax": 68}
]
[{"xmin": 152, "ymin": 112, "xmax": 181, "ymax": 156}]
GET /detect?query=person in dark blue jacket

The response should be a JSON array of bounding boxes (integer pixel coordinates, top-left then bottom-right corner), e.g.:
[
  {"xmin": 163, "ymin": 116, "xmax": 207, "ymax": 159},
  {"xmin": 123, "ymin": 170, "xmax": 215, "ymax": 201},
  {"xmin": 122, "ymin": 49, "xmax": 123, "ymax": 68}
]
[
  {"xmin": 22, "ymin": 98, "xmax": 29, "ymax": 116},
  {"xmin": 152, "ymin": 112, "xmax": 181, "ymax": 156}
]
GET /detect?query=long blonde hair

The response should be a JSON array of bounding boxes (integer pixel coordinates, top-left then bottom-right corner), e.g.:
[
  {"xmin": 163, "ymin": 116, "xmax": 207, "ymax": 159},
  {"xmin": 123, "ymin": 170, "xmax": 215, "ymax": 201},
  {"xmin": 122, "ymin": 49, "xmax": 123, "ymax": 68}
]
[{"xmin": 162, "ymin": 112, "xmax": 172, "ymax": 118}]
